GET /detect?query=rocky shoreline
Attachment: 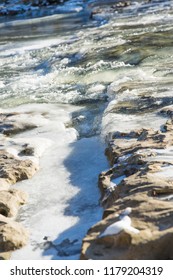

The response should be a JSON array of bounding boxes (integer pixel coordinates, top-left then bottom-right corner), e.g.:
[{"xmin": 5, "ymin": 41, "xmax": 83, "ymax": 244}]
[
  {"xmin": 0, "ymin": 112, "xmax": 40, "ymax": 259},
  {"xmin": 1, "ymin": 0, "xmax": 173, "ymax": 261},
  {"xmin": 0, "ymin": 0, "xmax": 158, "ymax": 19},
  {"xmin": 80, "ymin": 106, "xmax": 173, "ymax": 260},
  {"xmin": 2, "ymin": 106, "xmax": 173, "ymax": 260}
]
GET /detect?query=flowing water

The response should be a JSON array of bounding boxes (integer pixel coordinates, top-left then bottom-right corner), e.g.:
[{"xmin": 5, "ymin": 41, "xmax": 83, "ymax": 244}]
[{"xmin": 1, "ymin": 0, "xmax": 173, "ymax": 259}]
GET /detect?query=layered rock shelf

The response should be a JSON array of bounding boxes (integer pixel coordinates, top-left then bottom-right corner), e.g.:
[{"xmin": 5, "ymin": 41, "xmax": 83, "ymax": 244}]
[
  {"xmin": 80, "ymin": 107, "xmax": 173, "ymax": 260},
  {"xmin": 0, "ymin": 112, "xmax": 39, "ymax": 260}
]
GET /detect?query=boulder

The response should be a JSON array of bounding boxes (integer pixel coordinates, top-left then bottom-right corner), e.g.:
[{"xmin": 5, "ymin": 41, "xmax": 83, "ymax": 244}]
[
  {"xmin": 0, "ymin": 150, "xmax": 38, "ymax": 185},
  {"xmin": 0, "ymin": 215, "xmax": 29, "ymax": 252},
  {"xmin": 0, "ymin": 189, "xmax": 28, "ymax": 218}
]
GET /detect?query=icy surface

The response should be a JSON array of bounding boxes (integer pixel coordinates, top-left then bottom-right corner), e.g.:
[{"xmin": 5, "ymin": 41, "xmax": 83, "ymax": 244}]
[
  {"xmin": 155, "ymin": 165, "xmax": 173, "ymax": 180},
  {"xmin": 111, "ymin": 175, "xmax": 126, "ymax": 187},
  {"xmin": 10, "ymin": 103, "xmax": 108, "ymax": 260}
]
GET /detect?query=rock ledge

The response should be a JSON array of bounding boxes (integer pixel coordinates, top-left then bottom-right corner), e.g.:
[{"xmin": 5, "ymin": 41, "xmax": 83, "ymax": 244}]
[{"xmin": 81, "ymin": 108, "xmax": 173, "ymax": 260}]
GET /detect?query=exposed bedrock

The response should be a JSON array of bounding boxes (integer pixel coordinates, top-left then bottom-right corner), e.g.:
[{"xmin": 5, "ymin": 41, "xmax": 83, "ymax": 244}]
[
  {"xmin": 81, "ymin": 108, "xmax": 173, "ymax": 260},
  {"xmin": 0, "ymin": 111, "xmax": 40, "ymax": 259}
]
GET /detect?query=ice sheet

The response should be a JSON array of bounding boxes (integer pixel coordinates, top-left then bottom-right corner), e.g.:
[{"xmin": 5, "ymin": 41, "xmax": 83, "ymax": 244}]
[{"xmin": 9, "ymin": 103, "xmax": 108, "ymax": 260}]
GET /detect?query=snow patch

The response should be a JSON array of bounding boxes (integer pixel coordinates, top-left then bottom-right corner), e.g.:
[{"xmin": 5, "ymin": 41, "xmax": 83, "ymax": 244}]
[
  {"xmin": 99, "ymin": 207, "xmax": 139, "ymax": 238},
  {"xmin": 155, "ymin": 165, "xmax": 173, "ymax": 179}
]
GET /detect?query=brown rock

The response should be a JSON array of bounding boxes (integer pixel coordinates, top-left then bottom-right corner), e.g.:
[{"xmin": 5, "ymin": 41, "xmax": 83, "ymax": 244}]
[
  {"xmin": 159, "ymin": 106, "xmax": 173, "ymax": 117},
  {"xmin": 0, "ymin": 110, "xmax": 44, "ymax": 256},
  {"xmin": 0, "ymin": 150, "xmax": 38, "ymax": 185},
  {"xmin": 81, "ymin": 118, "xmax": 173, "ymax": 260},
  {"xmin": 0, "ymin": 215, "xmax": 29, "ymax": 252},
  {"xmin": 0, "ymin": 178, "xmax": 10, "ymax": 191},
  {"xmin": 0, "ymin": 252, "xmax": 11, "ymax": 260},
  {"xmin": 0, "ymin": 189, "xmax": 28, "ymax": 218},
  {"xmin": 81, "ymin": 195, "xmax": 173, "ymax": 259}
]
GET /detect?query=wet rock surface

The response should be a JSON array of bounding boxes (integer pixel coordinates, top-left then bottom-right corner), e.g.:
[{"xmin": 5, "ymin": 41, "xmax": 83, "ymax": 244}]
[{"xmin": 81, "ymin": 108, "xmax": 173, "ymax": 260}]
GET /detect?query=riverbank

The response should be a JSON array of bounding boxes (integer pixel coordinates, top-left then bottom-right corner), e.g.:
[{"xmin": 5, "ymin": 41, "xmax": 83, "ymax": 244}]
[
  {"xmin": 0, "ymin": 103, "xmax": 108, "ymax": 260},
  {"xmin": 1, "ymin": 0, "xmax": 173, "ymax": 259},
  {"xmin": 81, "ymin": 108, "xmax": 173, "ymax": 259}
]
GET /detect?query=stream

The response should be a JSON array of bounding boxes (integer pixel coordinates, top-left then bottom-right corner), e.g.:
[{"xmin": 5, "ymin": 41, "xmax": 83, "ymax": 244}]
[{"xmin": 0, "ymin": 0, "xmax": 173, "ymax": 259}]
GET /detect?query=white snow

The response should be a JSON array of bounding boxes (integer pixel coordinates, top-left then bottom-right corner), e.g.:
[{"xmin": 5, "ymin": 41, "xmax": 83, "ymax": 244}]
[
  {"xmin": 159, "ymin": 194, "xmax": 173, "ymax": 201},
  {"xmin": 101, "ymin": 111, "xmax": 166, "ymax": 139},
  {"xmin": 118, "ymin": 154, "xmax": 132, "ymax": 163},
  {"xmin": 148, "ymin": 148, "xmax": 173, "ymax": 163},
  {"xmin": 99, "ymin": 207, "xmax": 139, "ymax": 238},
  {"xmin": 8, "ymin": 103, "xmax": 108, "ymax": 260},
  {"xmin": 120, "ymin": 207, "xmax": 132, "ymax": 216},
  {"xmin": 155, "ymin": 165, "xmax": 173, "ymax": 179}
]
